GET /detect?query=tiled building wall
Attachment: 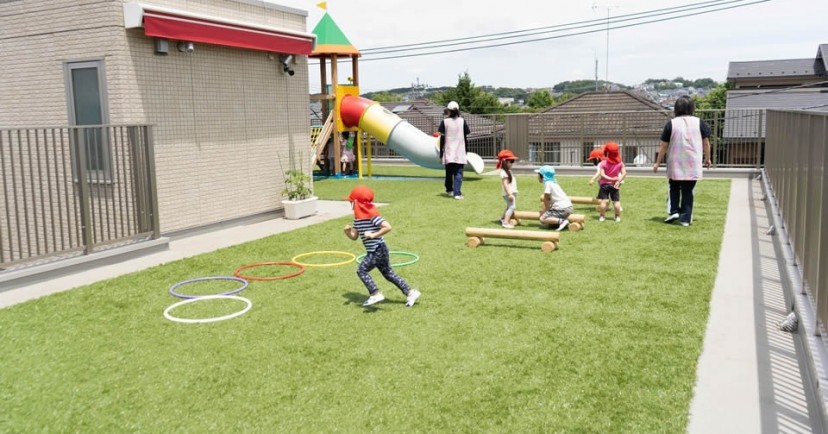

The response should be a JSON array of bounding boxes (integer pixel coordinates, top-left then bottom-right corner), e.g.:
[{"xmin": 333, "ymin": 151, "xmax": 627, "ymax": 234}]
[{"xmin": 1, "ymin": 0, "xmax": 312, "ymax": 234}]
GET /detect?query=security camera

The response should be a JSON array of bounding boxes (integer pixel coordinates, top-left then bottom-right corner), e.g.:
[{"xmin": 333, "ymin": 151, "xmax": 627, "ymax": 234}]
[
  {"xmin": 177, "ymin": 41, "xmax": 194, "ymax": 53},
  {"xmin": 280, "ymin": 54, "xmax": 295, "ymax": 76}
]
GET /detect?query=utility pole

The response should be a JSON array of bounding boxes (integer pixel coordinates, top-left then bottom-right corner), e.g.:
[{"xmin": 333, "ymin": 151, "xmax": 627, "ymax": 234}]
[
  {"xmin": 594, "ymin": 58, "xmax": 598, "ymax": 91},
  {"xmin": 592, "ymin": 3, "xmax": 617, "ymax": 91}
]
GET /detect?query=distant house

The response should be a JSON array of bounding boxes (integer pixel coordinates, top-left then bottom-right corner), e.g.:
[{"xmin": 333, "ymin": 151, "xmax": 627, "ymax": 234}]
[
  {"xmin": 497, "ymin": 97, "xmax": 515, "ymax": 106},
  {"xmin": 531, "ymin": 91, "xmax": 670, "ymax": 165},
  {"xmin": 724, "ymin": 44, "xmax": 828, "ymax": 165}
]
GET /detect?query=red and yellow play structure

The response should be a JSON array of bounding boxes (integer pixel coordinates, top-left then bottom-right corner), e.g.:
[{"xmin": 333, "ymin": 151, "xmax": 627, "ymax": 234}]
[{"xmin": 309, "ymin": 8, "xmax": 484, "ymax": 178}]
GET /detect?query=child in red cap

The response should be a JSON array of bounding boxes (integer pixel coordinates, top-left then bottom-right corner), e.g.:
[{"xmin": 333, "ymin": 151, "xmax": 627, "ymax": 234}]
[
  {"xmin": 587, "ymin": 146, "xmax": 606, "ymax": 187},
  {"xmin": 597, "ymin": 142, "xmax": 627, "ymax": 222},
  {"xmin": 496, "ymin": 149, "xmax": 519, "ymax": 229},
  {"xmin": 343, "ymin": 185, "xmax": 421, "ymax": 307}
]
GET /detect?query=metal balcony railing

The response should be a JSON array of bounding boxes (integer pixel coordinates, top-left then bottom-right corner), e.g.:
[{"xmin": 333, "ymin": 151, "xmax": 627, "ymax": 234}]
[{"xmin": 0, "ymin": 125, "xmax": 159, "ymax": 270}]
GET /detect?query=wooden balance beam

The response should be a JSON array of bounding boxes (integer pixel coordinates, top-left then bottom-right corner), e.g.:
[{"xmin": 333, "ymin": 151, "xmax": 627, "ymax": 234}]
[
  {"xmin": 540, "ymin": 194, "xmax": 598, "ymax": 205},
  {"xmin": 539, "ymin": 194, "xmax": 601, "ymax": 212},
  {"xmin": 570, "ymin": 196, "xmax": 600, "ymax": 205},
  {"xmin": 509, "ymin": 211, "xmax": 585, "ymax": 232},
  {"xmin": 465, "ymin": 227, "xmax": 561, "ymax": 252}
]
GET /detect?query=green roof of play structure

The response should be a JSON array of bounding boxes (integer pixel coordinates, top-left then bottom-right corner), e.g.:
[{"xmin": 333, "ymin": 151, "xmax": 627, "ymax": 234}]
[{"xmin": 311, "ymin": 12, "xmax": 359, "ymax": 55}]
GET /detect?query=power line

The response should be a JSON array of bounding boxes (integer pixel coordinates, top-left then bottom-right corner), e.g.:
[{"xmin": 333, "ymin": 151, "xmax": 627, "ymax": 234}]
[
  {"xmin": 361, "ymin": 0, "xmax": 735, "ymax": 55},
  {"xmin": 358, "ymin": 0, "xmax": 769, "ymax": 62}
]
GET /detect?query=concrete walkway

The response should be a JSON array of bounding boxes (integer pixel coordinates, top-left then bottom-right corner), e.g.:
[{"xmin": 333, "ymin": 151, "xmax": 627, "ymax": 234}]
[
  {"xmin": 0, "ymin": 180, "xmax": 822, "ymax": 432},
  {"xmin": 688, "ymin": 178, "xmax": 819, "ymax": 433}
]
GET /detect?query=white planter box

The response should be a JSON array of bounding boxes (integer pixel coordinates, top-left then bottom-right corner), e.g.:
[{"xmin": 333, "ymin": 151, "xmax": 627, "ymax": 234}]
[{"xmin": 282, "ymin": 196, "xmax": 318, "ymax": 220}]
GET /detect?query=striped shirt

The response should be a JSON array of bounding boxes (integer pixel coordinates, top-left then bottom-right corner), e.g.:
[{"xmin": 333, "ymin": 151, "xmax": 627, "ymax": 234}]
[{"xmin": 353, "ymin": 216, "xmax": 386, "ymax": 252}]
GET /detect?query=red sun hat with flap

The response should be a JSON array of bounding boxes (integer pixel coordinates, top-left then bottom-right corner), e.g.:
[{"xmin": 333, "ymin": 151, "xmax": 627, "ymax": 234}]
[
  {"xmin": 587, "ymin": 148, "xmax": 605, "ymax": 161},
  {"xmin": 496, "ymin": 149, "xmax": 518, "ymax": 169},
  {"xmin": 345, "ymin": 185, "xmax": 380, "ymax": 220},
  {"xmin": 604, "ymin": 142, "xmax": 622, "ymax": 164}
]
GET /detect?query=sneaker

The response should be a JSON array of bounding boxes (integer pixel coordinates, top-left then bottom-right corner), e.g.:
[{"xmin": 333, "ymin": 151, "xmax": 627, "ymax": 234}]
[
  {"xmin": 615, "ymin": 216, "xmax": 621, "ymax": 222},
  {"xmin": 779, "ymin": 311, "xmax": 798, "ymax": 332},
  {"xmin": 405, "ymin": 289, "xmax": 421, "ymax": 307},
  {"xmin": 599, "ymin": 216, "xmax": 605, "ymax": 222},
  {"xmin": 454, "ymin": 195, "xmax": 464, "ymax": 200},
  {"xmin": 502, "ymin": 223, "xmax": 514, "ymax": 229},
  {"xmin": 664, "ymin": 213, "xmax": 680, "ymax": 223},
  {"xmin": 362, "ymin": 293, "xmax": 385, "ymax": 307},
  {"xmin": 556, "ymin": 219, "xmax": 569, "ymax": 231},
  {"xmin": 445, "ymin": 192, "xmax": 453, "ymax": 197},
  {"xmin": 680, "ymin": 222, "xmax": 690, "ymax": 227}
]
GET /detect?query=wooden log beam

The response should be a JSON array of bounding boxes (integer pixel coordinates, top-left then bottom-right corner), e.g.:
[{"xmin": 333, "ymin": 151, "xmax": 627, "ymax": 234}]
[{"xmin": 465, "ymin": 227, "xmax": 561, "ymax": 242}]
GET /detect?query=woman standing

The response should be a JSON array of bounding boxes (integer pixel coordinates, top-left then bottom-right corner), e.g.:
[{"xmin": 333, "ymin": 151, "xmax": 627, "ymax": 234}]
[
  {"xmin": 438, "ymin": 101, "xmax": 470, "ymax": 199},
  {"xmin": 653, "ymin": 95, "xmax": 712, "ymax": 226}
]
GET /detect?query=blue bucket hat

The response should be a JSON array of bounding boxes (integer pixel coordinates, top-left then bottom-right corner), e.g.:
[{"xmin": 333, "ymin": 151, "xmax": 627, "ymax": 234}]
[{"xmin": 535, "ymin": 165, "xmax": 557, "ymax": 183}]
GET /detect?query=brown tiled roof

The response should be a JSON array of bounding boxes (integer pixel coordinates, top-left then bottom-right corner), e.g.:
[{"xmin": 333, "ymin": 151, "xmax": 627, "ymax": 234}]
[{"xmin": 535, "ymin": 91, "xmax": 670, "ymax": 137}]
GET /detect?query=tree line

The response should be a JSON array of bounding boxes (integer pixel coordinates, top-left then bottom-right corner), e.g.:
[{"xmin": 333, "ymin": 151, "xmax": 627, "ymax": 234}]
[{"xmin": 363, "ymin": 72, "xmax": 727, "ymax": 114}]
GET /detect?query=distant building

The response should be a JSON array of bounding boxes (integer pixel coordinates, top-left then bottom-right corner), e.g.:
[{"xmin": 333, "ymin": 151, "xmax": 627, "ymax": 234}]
[
  {"xmin": 498, "ymin": 97, "xmax": 515, "ymax": 106},
  {"xmin": 724, "ymin": 43, "xmax": 828, "ymax": 165},
  {"xmin": 527, "ymin": 91, "xmax": 670, "ymax": 165}
]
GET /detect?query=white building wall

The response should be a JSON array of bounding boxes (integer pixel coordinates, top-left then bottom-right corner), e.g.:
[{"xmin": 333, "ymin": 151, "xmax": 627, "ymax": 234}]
[{"xmin": 1, "ymin": 0, "xmax": 312, "ymax": 233}]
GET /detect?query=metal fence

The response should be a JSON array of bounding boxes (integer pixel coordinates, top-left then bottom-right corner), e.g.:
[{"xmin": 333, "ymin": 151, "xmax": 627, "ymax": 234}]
[
  {"xmin": 764, "ymin": 110, "xmax": 828, "ymax": 331},
  {"xmin": 0, "ymin": 125, "xmax": 159, "ymax": 270},
  {"xmin": 361, "ymin": 109, "xmax": 766, "ymax": 168}
]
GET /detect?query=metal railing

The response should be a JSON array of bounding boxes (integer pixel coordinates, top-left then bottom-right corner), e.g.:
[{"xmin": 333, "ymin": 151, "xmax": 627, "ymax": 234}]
[
  {"xmin": 764, "ymin": 109, "xmax": 827, "ymax": 331},
  {"xmin": 0, "ymin": 125, "xmax": 159, "ymax": 270},
  {"xmin": 361, "ymin": 109, "xmax": 766, "ymax": 168}
]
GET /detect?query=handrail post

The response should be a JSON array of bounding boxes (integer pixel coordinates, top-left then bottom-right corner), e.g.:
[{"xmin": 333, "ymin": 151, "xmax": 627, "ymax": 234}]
[
  {"xmin": 73, "ymin": 127, "xmax": 94, "ymax": 255},
  {"xmin": 144, "ymin": 126, "xmax": 161, "ymax": 239}
]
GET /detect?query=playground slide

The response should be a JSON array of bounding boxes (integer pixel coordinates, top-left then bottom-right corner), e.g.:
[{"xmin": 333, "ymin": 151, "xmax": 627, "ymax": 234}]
[{"xmin": 339, "ymin": 95, "xmax": 485, "ymax": 174}]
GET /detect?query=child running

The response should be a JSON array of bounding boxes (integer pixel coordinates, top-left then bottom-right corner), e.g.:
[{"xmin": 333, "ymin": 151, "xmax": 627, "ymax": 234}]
[
  {"xmin": 343, "ymin": 185, "xmax": 421, "ymax": 308},
  {"xmin": 497, "ymin": 149, "xmax": 519, "ymax": 229},
  {"xmin": 597, "ymin": 142, "xmax": 627, "ymax": 222}
]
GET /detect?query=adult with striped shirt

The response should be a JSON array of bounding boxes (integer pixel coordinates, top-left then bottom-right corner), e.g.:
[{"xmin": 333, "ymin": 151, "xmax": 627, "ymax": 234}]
[
  {"xmin": 653, "ymin": 95, "xmax": 712, "ymax": 227},
  {"xmin": 343, "ymin": 185, "xmax": 421, "ymax": 307}
]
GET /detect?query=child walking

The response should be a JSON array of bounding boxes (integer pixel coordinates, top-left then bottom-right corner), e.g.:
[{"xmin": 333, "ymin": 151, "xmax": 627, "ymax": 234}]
[
  {"xmin": 497, "ymin": 149, "xmax": 518, "ymax": 229},
  {"xmin": 343, "ymin": 185, "xmax": 421, "ymax": 307},
  {"xmin": 587, "ymin": 146, "xmax": 606, "ymax": 188},
  {"xmin": 597, "ymin": 142, "xmax": 627, "ymax": 222}
]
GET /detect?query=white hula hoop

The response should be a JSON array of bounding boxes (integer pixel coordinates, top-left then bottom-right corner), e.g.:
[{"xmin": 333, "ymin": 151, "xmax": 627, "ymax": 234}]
[{"xmin": 163, "ymin": 294, "xmax": 252, "ymax": 324}]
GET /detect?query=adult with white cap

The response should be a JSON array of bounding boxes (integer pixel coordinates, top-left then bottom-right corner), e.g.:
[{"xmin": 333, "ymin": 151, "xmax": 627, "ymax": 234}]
[{"xmin": 438, "ymin": 101, "xmax": 470, "ymax": 199}]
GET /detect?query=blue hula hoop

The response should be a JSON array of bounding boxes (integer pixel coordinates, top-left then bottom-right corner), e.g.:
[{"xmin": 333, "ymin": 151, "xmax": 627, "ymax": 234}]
[{"xmin": 169, "ymin": 276, "xmax": 249, "ymax": 299}]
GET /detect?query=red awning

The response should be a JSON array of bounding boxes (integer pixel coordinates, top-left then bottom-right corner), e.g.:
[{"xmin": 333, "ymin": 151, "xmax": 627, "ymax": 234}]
[{"xmin": 124, "ymin": 3, "xmax": 315, "ymax": 55}]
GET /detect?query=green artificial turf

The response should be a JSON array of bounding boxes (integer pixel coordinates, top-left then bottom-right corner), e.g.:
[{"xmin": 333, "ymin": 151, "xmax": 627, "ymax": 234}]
[{"xmin": 0, "ymin": 165, "xmax": 729, "ymax": 433}]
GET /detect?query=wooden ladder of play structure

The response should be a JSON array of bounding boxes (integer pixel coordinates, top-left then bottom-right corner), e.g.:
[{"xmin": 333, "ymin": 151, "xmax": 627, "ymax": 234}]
[{"xmin": 310, "ymin": 111, "xmax": 334, "ymax": 165}]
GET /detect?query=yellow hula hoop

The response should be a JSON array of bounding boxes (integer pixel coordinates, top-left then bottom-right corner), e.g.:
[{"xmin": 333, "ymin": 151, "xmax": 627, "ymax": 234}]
[{"xmin": 291, "ymin": 251, "xmax": 356, "ymax": 268}]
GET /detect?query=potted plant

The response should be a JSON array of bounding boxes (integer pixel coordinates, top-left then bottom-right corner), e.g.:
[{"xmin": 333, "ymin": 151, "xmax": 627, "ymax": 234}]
[{"xmin": 281, "ymin": 168, "xmax": 318, "ymax": 219}]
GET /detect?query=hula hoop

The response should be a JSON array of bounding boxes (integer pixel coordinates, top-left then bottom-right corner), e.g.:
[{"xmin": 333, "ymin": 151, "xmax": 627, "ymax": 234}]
[
  {"xmin": 291, "ymin": 251, "xmax": 356, "ymax": 268},
  {"xmin": 169, "ymin": 276, "xmax": 249, "ymax": 299},
  {"xmin": 233, "ymin": 261, "xmax": 305, "ymax": 281},
  {"xmin": 163, "ymin": 294, "xmax": 252, "ymax": 324},
  {"xmin": 356, "ymin": 251, "xmax": 420, "ymax": 267}
]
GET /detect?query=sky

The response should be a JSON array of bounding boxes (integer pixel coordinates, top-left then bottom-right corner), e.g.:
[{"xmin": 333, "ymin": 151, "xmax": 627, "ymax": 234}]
[{"xmin": 266, "ymin": 0, "xmax": 826, "ymax": 94}]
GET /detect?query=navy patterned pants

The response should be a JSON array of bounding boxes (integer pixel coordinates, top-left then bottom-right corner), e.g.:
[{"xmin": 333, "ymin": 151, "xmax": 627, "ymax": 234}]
[{"xmin": 357, "ymin": 243, "xmax": 412, "ymax": 296}]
